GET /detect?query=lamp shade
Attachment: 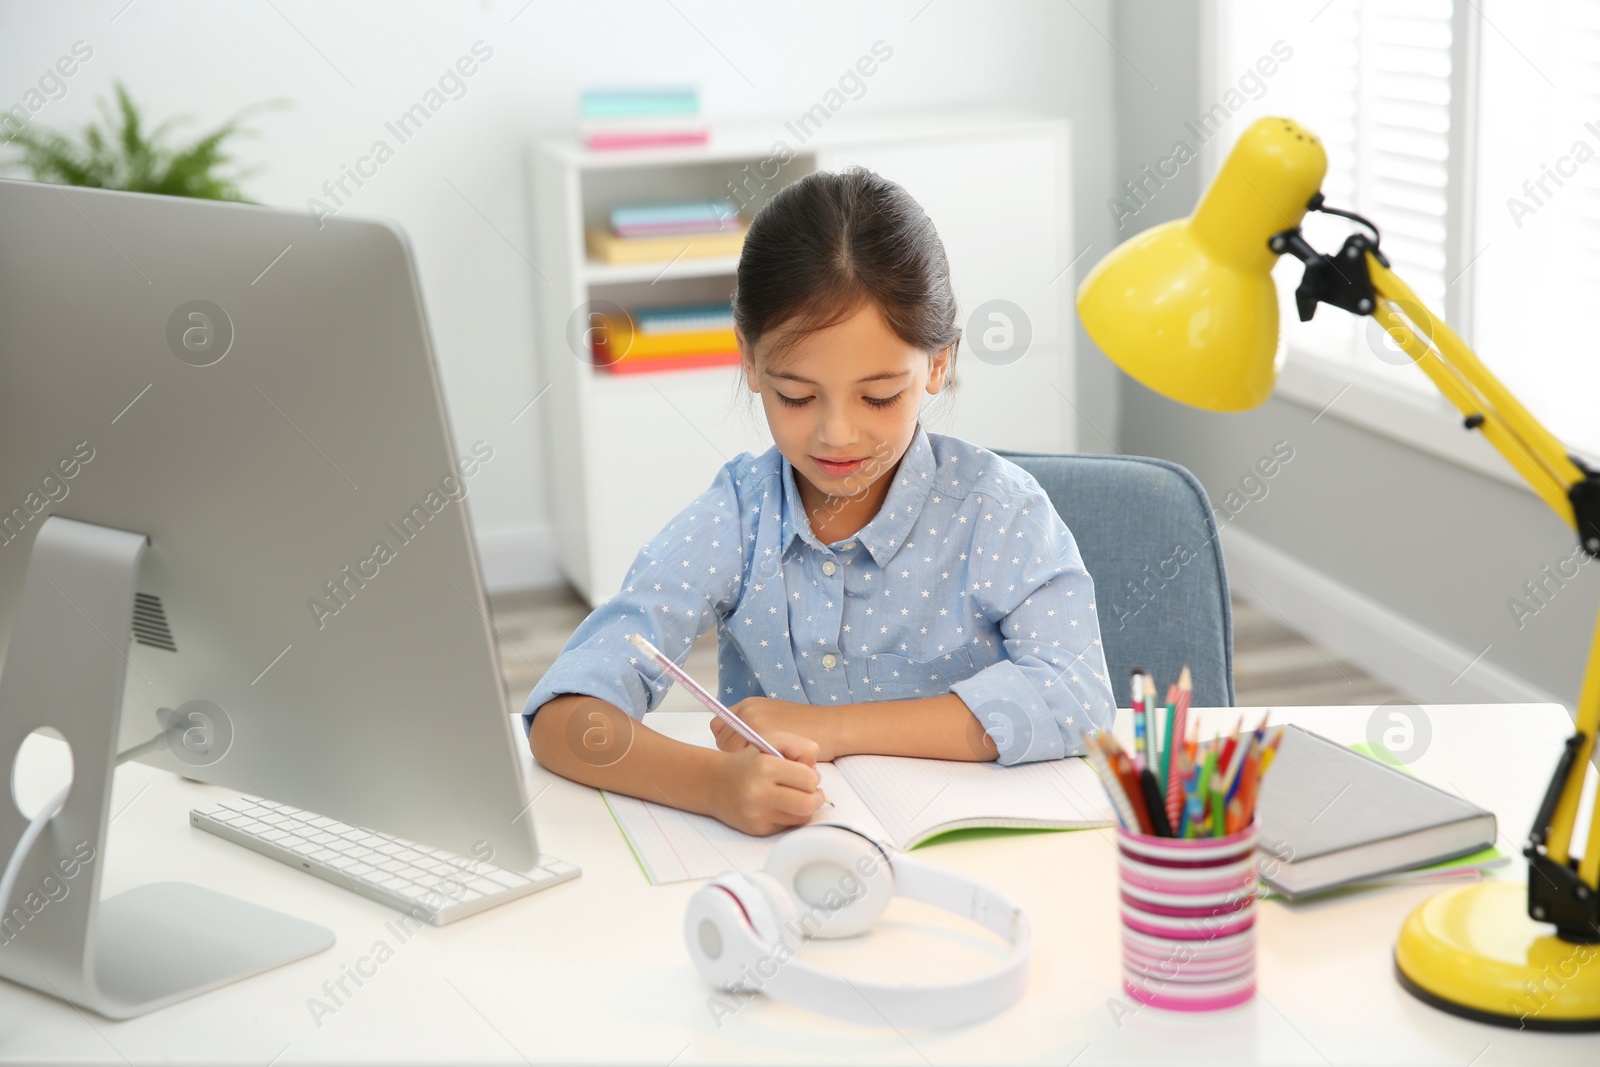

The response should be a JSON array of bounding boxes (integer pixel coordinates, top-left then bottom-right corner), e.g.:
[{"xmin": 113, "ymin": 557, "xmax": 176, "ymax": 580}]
[{"xmin": 1077, "ymin": 117, "xmax": 1329, "ymax": 412}]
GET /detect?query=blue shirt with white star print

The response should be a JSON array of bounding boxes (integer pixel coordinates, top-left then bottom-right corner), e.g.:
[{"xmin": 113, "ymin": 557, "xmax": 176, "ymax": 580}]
[{"xmin": 523, "ymin": 427, "xmax": 1116, "ymax": 765}]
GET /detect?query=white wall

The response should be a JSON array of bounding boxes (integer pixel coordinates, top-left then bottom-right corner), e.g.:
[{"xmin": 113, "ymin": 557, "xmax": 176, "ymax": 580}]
[{"xmin": 1, "ymin": 0, "xmax": 1120, "ymax": 590}]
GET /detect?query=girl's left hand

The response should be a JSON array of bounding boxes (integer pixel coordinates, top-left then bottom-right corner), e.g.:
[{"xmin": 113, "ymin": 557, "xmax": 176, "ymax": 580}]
[{"xmin": 713, "ymin": 697, "xmax": 839, "ymax": 762}]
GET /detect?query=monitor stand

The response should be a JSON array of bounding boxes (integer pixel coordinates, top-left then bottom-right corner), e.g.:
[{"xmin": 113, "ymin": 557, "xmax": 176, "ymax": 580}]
[{"xmin": 0, "ymin": 516, "xmax": 333, "ymax": 1019}]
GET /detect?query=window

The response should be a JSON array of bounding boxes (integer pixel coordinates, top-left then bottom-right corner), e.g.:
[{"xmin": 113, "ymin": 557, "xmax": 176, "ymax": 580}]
[
  {"xmin": 1211, "ymin": 2, "xmax": 1600, "ymax": 463},
  {"xmin": 1470, "ymin": 2, "xmax": 1600, "ymax": 467}
]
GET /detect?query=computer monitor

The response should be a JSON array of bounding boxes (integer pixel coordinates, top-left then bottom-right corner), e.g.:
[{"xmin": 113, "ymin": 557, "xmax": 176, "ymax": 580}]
[{"xmin": 0, "ymin": 176, "xmax": 538, "ymax": 871}]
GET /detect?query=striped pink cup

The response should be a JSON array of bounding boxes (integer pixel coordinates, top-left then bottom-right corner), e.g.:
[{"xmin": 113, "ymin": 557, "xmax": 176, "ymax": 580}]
[{"xmin": 1115, "ymin": 820, "xmax": 1259, "ymax": 1012}]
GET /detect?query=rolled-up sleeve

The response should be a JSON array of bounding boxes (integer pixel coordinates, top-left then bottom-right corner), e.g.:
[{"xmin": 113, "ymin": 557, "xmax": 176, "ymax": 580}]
[
  {"xmin": 522, "ymin": 465, "xmax": 747, "ymax": 731},
  {"xmin": 949, "ymin": 483, "xmax": 1115, "ymax": 765}
]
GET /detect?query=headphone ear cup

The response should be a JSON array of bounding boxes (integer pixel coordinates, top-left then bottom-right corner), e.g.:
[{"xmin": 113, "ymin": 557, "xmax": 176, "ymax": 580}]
[
  {"xmin": 763, "ymin": 825, "xmax": 894, "ymax": 940},
  {"xmin": 684, "ymin": 872, "xmax": 798, "ymax": 992}
]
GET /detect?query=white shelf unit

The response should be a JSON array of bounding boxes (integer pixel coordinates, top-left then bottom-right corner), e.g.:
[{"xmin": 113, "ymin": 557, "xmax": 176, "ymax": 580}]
[{"xmin": 530, "ymin": 109, "xmax": 1075, "ymax": 605}]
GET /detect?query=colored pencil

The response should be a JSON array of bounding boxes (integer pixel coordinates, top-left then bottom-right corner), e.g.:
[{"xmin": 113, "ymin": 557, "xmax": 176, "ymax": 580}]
[
  {"xmin": 1103, "ymin": 732, "xmax": 1154, "ymax": 834},
  {"xmin": 1085, "ymin": 734, "xmax": 1139, "ymax": 831},
  {"xmin": 1139, "ymin": 767, "xmax": 1173, "ymax": 837},
  {"xmin": 1131, "ymin": 669, "xmax": 1148, "ymax": 773},
  {"xmin": 1164, "ymin": 667, "xmax": 1192, "ymax": 829}
]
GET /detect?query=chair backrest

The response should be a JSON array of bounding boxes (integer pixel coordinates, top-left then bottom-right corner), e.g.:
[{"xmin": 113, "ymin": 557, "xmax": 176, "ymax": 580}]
[{"xmin": 998, "ymin": 451, "xmax": 1235, "ymax": 709}]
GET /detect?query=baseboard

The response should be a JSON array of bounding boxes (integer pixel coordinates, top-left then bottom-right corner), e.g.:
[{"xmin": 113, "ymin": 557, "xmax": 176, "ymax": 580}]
[
  {"xmin": 1220, "ymin": 525, "xmax": 1567, "ymax": 709},
  {"xmin": 474, "ymin": 525, "xmax": 565, "ymax": 595}
]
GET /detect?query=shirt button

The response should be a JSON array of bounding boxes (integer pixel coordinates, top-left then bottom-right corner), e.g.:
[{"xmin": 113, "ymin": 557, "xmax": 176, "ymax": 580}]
[
  {"xmin": 821, "ymin": 560, "xmax": 837, "ymax": 576},
  {"xmin": 821, "ymin": 654, "xmax": 838, "ymax": 669},
  {"xmin": 841, "ymin": 541, "xmax": 856, "ymax": 550}
]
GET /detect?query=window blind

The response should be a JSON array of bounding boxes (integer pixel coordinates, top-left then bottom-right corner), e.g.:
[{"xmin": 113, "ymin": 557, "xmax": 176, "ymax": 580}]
[{"xmin": 1213, "ymin": 0, "xmax": 1456, "ymax": 389}]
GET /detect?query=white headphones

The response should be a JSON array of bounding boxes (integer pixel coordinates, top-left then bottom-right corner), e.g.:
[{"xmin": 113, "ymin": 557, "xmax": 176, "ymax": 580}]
[{"xmin": 685, "ymin": 825, "xmax": 1035, "ymax": 1029}]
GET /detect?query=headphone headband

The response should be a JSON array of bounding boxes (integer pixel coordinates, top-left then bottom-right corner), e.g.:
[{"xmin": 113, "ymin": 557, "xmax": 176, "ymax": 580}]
[{"xmin": 686, "ymin": 827, "xmax": 1034, "ymax": 1029}]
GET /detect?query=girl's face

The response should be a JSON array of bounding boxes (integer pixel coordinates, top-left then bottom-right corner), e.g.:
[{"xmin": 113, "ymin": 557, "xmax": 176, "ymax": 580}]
[{"xmin": 740, "ymin": 301, "xmax": 951, "ymax": 509}]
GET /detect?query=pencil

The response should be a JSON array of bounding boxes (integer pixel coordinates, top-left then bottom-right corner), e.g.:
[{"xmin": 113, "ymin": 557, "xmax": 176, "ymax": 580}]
[
  {"xmin": 1217, "ymin": 712, "xmax": 1244, "ymax": 778},
  {"xmin": 1164, "ymin": 667, "xmax": 1192, "ymax": 830},
  {"xmin": 1259, "ymin": 725, "xmax": 1285, "ymax": 775},
  {"xmin": 1158, "ymin": 683, "xmax": 1178, "ymax": 799},
  {"xmin": 1131, "ymin": 669, "xmax": 1148, "ymax": 774},
  {"xmin": 1085, "ymin": 734, "xmax": 1139, "ymax": 832},
  {"xmin": 1103, "ymin": 732, "xmax": 1154, "ymax": 834},
  {"xmin": 628, "ymin": 633, "xmax": 782, "ymax": 756},
  {"xmin": 1198, "ymin": 737, "xmax": 1218, "ymax": 837},
  {"xmin": 1235, "ymin": 750, "xmax": 1262, "ymax": 828},
  {"xmin": 1139, "ymin": 767, "xmax": 1173, "ymax": 836}
]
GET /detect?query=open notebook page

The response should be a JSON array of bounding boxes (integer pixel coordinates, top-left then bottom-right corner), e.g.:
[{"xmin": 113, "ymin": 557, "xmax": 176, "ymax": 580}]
[
  {"xmin": 834, "ymin": 753, "xmax": 1115, "ymax": 850},
  {"xmin": 602, "ymin": 761, "xmax": 890, "ymax": 885}
]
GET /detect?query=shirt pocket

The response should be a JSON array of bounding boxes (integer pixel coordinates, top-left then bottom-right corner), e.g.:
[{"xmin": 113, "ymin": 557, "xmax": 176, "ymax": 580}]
[{"xmin": 863, "ymin": 646, "xmax": 977, "ymax": 700}]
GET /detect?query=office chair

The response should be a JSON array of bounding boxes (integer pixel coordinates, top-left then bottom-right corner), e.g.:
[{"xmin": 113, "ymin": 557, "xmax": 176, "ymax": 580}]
[{"xmin": 998, "ymin": 451, "xmax": 1236, "ymax": 709}]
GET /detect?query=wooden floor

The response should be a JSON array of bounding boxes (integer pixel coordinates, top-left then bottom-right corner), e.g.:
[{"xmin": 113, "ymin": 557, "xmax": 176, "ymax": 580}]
[{"xmin": 488, "ymin": 586, "xmax": 1410, "ymax": 714}]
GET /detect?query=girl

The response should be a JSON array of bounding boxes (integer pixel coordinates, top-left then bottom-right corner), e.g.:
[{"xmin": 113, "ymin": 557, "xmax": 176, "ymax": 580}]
[{"xmin": 526, "ymin": 168, "xmax": 1115, "ymax": 836}]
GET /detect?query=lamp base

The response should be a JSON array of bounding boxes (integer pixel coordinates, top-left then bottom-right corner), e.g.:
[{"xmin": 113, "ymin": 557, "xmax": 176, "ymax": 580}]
[{"xmin": 1395, "ymin": 880, "xmax": 1600, "ymax": 1031}]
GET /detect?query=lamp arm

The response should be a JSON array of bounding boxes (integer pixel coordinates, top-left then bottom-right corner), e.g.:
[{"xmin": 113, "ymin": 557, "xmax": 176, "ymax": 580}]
[
  {"xmin": 1362, "ymin": 260, "xmax": 1600, "ymax": 942},
  {"xmin": 1281, "ymin": 235, "xmax": 1600, "ymax": 939},
  {"xmin": 1274, "ymin": 210, "xmax": 1600, "ymax": 937},
  {"xmin": 1368, "ymin": 261, "xmax": 1590, "ymax": 523}
]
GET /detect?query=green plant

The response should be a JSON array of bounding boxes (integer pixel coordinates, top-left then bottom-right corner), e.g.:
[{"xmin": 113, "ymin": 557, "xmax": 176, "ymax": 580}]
[{"xmin": 1, "ymin": 81, "xmax": 286, "ymax": 202}]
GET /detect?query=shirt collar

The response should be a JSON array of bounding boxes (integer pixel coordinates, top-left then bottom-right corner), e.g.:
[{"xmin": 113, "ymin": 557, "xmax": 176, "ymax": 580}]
[{"xmin": 778, "ymin": 426, "xmax": 937, "ymax": 567}]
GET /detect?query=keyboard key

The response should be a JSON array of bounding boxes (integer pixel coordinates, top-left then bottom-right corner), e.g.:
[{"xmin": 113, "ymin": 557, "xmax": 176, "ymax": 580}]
[
  {"xmin": 480, "ymin": 868, "xmax": 531, "ymax": 888},
  {"xmin": 394, "ymin": 884, "xmax": 437, "ymax": 903}
]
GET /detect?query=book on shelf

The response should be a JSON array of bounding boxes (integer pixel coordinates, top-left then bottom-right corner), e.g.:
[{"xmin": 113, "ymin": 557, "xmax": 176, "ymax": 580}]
[
  {"xmin": 635, "ymin": 303, "xmax": 735, "ymax": 335},
  {"xmin": 591, "ymin": 312, "xmax": 738, "ymax": 375},
  {"xmin": 584, "ymin": 128, "xmax": 709, "ymax": 151},
  {"xmin": 585, "ymin": 224, "xmax": 746, "ymax": 265},
  {"xmin": 598, "ymin": 351, "xmax": 741, "ymax": 376},
  {"xmin": 612, "ymin": 216, "xmax": 734, "ymax": 237},
  {"xmin": 611, "ymin": 200, "xmax": 738, "ymax": 228},
  {"xmin": 580, "ymin": 86, "xmax": 698, "ymax": 119},
  {"xmin": 579, "ymin": 86, "xmax": 706, "ymax": 151},
  {"xmin": 610, "ymin": 200, "xmax": 740, "ymax": 236}
]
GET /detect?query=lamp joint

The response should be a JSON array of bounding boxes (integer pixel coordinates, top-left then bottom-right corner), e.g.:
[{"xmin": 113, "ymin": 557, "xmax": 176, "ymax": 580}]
[{"xmin": 1569, "ymin": 456, "xmax": 1600, "ymax": 558}]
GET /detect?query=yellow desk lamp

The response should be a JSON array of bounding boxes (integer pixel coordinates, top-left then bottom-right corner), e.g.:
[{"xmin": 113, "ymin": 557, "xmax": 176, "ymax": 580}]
[{"xmin": 1078, "ymin": 116, "xmax": 1600, "ymax": 1030}]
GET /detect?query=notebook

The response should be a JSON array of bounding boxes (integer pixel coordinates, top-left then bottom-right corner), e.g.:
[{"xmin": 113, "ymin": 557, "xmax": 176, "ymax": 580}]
[
  {"xmin": 604, "ymin": 751, "xmax": 1114, "ymax": 885},
  {"xmin": 1254, "ymin": 724, "xmax": 1498, "ymax": 900}
]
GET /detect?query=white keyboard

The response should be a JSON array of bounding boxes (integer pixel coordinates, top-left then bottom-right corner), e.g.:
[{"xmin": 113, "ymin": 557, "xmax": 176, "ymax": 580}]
[{"xmin": 191, "ymin": 796, "xmax": 579, "ymax": 925}]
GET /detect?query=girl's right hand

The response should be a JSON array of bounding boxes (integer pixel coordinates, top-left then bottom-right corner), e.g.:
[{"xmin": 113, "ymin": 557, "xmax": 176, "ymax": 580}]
[{"xmin": 710, "ymin": 731, "xmax": 829, "ymax": 836}]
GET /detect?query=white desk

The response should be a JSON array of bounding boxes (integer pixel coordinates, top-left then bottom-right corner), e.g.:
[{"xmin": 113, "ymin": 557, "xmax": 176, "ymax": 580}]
[{"xmin": 3, "ymin": 703, "xmax": 1589, "ymax": 1065}]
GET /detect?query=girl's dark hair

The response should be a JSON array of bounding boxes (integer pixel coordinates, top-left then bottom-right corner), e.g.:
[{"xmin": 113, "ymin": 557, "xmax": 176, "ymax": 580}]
[{"xmin": 731, "ymin": 168, "xmax": 961, "ymax": 365}]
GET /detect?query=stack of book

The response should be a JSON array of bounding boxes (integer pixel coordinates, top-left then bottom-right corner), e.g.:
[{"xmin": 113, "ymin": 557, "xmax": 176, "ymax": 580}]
[
  {"xmin": 585, "ymin": 200, "xmax": 746, "ymax": 265},
  {"xmin": 1253, "ymin": 726, "xmax": 1500, "ymax": 900},
  {"xmin": 592, "ymin": 303, "xmax": 739, "ymax": 376},
  {"xmin": 580, "ymin": 86, "xmax": 707, "ymax": 151}
]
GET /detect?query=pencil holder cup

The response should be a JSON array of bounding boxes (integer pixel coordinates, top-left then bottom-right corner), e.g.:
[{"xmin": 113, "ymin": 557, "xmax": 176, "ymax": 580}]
[{"xmin": 1114, "ymin": 820, "xmax": 1259, "ymax": 1012}]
